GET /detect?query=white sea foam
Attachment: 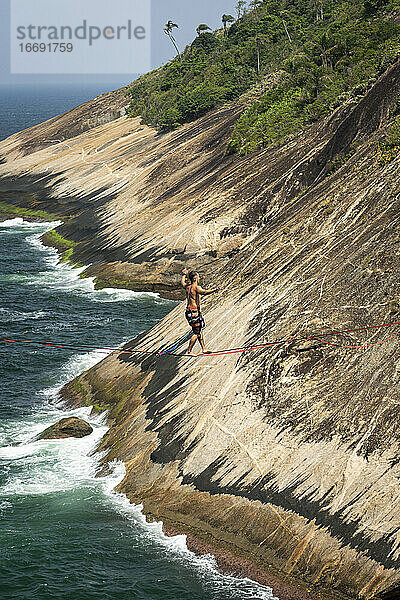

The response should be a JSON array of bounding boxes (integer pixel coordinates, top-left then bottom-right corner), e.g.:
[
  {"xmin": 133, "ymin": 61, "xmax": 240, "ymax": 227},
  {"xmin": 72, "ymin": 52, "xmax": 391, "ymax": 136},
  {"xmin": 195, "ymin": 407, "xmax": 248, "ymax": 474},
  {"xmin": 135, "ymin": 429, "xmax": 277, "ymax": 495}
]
[
  {"xmin": 1, "ymin": 221, "xmax": 165, "ymax": 304},
  {"xmin": 0, "ymin": 218, "xmax": 275, "ymax": 598},
  {"xmin": 0, "ymin": 307, "xmax": 47, "ymax": 321},
  {"xmin": 0, "ymin": 500, "xmax": 12, "ymax": 510},
  {"xmin": 0, "ymin": 217, "xmax": 62, "ymax": 228},
  {"xmin": 91, "ymin": 287, "xmax": 160, "ymax": 303},
  {"xmin": 23, "ymin": 232, "xmax": 162, "ymax": 302},
  {"xmin": 0, "ymin": 403, "xmax": 276, "ymax": 599},
  {"xmin": 0, "ymin": 408, "xmax": 108, "ymax": 496},
  {"xmin": 39, "ymin": 348, "xmax": 112, "ymax": 403},
  {"xmin": 0, "ymin": 367, "xmax": 276, "ymax": 598},
  {"xmin": 101, "ymin": 461, "xmax": 278, "ymax": 600}
]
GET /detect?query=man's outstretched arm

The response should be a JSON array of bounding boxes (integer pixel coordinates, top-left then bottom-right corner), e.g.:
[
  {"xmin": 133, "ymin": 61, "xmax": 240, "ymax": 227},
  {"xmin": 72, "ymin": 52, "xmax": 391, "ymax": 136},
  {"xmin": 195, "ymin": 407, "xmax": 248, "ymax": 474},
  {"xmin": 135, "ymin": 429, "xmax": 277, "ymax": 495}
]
[
  {"xmin": 197, "ymin": 285, "xmax": 219, "ymax": 296},
  {"xmin": 181, "ymin": 268, "xmax": 189, "ymax": 289}
]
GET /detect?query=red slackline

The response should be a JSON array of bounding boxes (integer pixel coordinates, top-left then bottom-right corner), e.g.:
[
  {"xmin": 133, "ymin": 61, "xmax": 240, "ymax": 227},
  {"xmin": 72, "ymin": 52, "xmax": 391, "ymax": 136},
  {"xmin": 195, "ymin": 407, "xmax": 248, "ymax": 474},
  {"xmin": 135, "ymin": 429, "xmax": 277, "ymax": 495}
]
[{"xmin": 1, "ymin": 320, "xmax": 400, "ymax": 358}]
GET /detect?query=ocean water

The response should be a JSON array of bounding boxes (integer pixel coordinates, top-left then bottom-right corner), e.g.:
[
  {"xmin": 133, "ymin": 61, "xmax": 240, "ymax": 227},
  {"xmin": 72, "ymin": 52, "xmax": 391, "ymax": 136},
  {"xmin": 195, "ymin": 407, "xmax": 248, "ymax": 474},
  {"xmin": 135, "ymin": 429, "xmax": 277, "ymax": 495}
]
[
  {"xmin": 0, "ymin": 88, "xmax": 277, "ymax": 599},
  {"xmin": 0, "ymin": 83, "xmax": 122, "ymax": 141}
]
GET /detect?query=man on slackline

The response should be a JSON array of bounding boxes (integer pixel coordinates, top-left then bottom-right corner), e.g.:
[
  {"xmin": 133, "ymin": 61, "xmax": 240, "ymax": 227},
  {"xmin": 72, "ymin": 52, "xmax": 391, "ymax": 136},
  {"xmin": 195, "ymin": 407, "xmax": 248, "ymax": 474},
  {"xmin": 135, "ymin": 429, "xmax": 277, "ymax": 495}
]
[{"xmin": 181, "ymin": 268, "xmax": 219, "ymax": 356}]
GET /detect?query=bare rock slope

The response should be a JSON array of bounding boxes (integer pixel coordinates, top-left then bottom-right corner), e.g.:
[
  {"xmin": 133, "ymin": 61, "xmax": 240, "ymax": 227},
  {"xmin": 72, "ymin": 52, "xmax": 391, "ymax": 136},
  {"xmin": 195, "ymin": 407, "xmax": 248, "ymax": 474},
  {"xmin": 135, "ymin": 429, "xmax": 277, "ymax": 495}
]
[{"xmin": 1, "ymin": 62, "xmax": 400, "ymax": 599}]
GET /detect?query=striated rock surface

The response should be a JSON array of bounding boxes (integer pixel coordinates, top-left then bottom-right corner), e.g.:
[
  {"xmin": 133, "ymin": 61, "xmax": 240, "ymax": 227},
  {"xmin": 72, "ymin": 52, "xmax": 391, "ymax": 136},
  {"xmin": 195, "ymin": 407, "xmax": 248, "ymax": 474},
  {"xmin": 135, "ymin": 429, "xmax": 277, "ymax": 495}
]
[
  {"xmin": 36, "ymin": 417, "xmax": 93, "ymax": 440},
  {"xmin": 1, "ymin": 60, "xmax": 400, "ymax": 600}
]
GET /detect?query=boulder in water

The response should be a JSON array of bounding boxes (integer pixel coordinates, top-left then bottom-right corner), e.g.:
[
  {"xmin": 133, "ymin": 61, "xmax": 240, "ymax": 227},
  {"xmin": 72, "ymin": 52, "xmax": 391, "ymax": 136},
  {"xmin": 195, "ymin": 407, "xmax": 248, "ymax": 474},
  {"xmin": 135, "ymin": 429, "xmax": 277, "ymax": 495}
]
[{"xmin": 37, "ymin": 417, "xmax": 93, "ymax": 440}]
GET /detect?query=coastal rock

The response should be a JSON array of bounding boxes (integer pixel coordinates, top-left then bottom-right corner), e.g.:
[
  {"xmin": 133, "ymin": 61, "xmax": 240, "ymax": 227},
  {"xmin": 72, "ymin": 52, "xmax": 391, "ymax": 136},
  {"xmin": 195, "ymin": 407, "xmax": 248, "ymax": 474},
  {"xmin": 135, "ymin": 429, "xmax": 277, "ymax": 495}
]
[{"xmin": 37, "ymin": 417, "xmax": 93, "ymax": 440}]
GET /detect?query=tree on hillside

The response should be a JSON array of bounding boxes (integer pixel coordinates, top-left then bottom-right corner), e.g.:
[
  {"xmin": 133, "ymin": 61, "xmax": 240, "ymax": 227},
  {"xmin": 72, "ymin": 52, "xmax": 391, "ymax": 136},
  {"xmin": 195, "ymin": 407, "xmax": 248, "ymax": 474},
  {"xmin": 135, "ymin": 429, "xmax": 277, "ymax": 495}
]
[
  {"xmin": 255, "ymin": 33, "xmax": 270, "ymax": 74},
  {"xmin": 256, "ymin": 36, "xmax": 261, "ymax": 74},
  {"xmin": 196, "ymin": 24, "xmax": 212, "ymax": 36},
  {"xmin": 249, "ymin": 0, "xmax": 264, "ymax": 8},
  {"xmin": 164, "ymin": 20, "xmax": 180, "ymax": 57},
  {"xmin": 280, "ymin": 12, "xmax": 293, "ymax": 44},
  {"xmin": 236, "ymin": 1, "xmax": 248, "ymax": 19},
  {"xmin": 222, "ymin": 14, "xmax": 235, "ymax": 35},
  {"xmin": 311, "ymin": 0, "xmax": 325, "ymax": 21}
]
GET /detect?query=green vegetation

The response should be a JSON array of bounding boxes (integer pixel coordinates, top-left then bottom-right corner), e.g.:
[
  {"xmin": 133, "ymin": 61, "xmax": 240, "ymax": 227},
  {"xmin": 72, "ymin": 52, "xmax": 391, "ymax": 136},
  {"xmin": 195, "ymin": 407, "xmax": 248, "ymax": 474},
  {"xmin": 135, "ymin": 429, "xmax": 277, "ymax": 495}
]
[
  {"xmin": 0, "ymin": 201, "xmax": 60, "ymax": 221},
  {"xmin": 164, "ymin": 21, "xmax": 180, "ymax": 57},
  {"xmin": 70, "ymin": 380, "xmax": 107, "ymax": 414},
  {"xmin": 42, "ymin": 230, "xmax": 77, "ymax": 250},
  {"xmin": 94, "ymin": 279, "xmax": 141, "ymax": 291},
  {"xmin": 196, "ymin": 24, "xmax": 212, "ymax": 36},
  {"xmin": 127, "ymin": 9, "xmax": 259, "ymax": 130},
  {"xmin": 71, "ymin": 380, "xmax": 91, "ymax": 405},
  {"xmin": 127, "ymin": 0, "xmax": 400, "ymax": 153},
  {"xmin": 222, "ymin": 14, "xmax": 235, "ymax": 35},
  {"xmin": 60, "ymin": 248, "xmax": 75, "ymax": 264},
  {"xmin": 41, "ymin": 230, "xmax": 84, "ymax": 267},
  {"xmin": 229, "ymin": 0, "xmax": 400, "ymax": 154},
  {"xmin": 377, "ymin": 115, "xmax": 400, "ymax": 163}
]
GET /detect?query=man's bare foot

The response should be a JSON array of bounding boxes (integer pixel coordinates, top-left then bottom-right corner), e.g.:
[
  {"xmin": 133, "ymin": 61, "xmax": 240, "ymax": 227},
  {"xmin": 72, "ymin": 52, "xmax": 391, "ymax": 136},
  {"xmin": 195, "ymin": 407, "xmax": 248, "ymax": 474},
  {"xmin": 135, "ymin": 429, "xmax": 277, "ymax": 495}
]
[
  {"xmin": 188, "ymin": 351, "xmax": 197, "ymax": 357},
  {"xmin": 202, "ymin": 349, "xmax": 212, "ymax": 354}
]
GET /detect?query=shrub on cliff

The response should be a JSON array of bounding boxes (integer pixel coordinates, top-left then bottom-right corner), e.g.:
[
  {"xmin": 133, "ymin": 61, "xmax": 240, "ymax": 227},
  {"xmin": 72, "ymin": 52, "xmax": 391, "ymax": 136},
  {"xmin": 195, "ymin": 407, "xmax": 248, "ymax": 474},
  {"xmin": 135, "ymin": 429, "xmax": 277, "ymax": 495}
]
[
  {"xmin": 378, "ymin": 116, "xmax": 400, "ymax": 163},
  {"xmin": 127, "ymin": 29, "xmax": 256, "ymax": 130},
  {"xmin": 229, "ymin": 1, "xmax": 400, "ymax": 154},
  {"xmin": 127, "ymin": 0, "xmax": 400, "ymax": 151}
]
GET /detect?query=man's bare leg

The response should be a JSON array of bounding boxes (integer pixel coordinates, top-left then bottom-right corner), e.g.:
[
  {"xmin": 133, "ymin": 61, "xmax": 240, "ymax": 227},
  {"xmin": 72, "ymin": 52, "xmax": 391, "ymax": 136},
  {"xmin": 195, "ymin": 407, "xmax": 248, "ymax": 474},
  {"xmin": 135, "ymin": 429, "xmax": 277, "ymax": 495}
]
[
  {"xmin": 198, "ymin": 333, "xmax": 211, "ymax": 354},
  {"xmin": 187, "ymin": 334, "xmax": 198, "ymax": 356}
]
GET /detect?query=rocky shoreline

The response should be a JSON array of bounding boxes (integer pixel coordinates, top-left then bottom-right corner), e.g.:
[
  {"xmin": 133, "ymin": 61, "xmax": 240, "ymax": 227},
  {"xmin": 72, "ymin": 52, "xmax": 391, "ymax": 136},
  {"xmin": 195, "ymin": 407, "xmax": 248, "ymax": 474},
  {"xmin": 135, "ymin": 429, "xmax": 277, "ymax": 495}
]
[
  {"xmin": 161, "ymin": 524, "xmax": 342, "ymax": 600},
  {"xmin": 0, "ymin": 211, "xmax": 55, "ymax": 224}
]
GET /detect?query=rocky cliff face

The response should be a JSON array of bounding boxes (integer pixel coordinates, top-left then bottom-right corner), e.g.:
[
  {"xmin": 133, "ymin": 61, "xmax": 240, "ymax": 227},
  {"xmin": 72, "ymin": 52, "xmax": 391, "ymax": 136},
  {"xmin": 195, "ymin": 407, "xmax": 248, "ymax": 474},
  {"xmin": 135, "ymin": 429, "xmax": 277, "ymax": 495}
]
[{"xmin": 1, "ymin": 61, "xmax": 400, "ymax": 600}]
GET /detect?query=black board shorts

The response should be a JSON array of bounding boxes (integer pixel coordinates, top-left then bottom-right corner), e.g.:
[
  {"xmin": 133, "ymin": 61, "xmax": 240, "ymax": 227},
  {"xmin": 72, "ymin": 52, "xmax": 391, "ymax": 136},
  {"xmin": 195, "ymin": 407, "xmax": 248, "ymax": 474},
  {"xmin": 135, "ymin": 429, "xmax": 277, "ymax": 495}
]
[{"xmin": 185, "ymin": 308, "xmax": 205, "ymax": 335}]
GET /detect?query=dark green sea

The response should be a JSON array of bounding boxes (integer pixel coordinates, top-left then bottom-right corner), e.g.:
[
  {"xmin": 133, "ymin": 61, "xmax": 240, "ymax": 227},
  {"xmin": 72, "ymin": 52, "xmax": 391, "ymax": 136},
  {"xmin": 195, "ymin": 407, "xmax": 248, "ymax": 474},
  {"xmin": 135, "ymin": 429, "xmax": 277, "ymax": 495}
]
[{"xmin": 0, "ymin": 85, "xmax": 276, "ymax": 600}]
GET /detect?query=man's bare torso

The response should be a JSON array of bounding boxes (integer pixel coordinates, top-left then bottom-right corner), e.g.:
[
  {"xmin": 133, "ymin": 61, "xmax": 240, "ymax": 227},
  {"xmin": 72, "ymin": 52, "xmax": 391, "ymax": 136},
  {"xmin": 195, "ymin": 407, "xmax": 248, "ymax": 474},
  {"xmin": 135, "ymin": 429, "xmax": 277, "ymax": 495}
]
[{"xmin": 186, "ymin": 284, "xmax": 200, "ymax": 311}]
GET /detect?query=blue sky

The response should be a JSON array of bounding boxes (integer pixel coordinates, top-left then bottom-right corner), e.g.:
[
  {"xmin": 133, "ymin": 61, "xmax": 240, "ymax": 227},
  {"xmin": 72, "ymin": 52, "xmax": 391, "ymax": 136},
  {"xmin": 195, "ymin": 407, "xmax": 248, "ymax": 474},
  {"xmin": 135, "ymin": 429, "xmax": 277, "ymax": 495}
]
[{"xmin": 1, "ymin": 0, "xmax": 239, "ymax": 89}]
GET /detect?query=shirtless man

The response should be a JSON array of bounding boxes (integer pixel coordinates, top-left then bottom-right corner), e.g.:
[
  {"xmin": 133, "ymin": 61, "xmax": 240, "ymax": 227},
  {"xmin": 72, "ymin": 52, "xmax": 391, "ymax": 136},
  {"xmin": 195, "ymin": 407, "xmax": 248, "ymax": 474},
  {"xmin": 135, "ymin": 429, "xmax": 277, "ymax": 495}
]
[{"xmin": 181, "ymin": 269, "xmax": 219, "ymax": 356}]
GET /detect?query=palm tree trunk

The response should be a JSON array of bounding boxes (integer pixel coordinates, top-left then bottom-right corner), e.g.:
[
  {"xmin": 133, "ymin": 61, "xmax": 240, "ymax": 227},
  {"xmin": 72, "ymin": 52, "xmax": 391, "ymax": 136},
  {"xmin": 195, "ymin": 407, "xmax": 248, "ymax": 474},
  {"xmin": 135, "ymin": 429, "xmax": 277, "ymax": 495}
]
[
  {"xmin": 168, "ymin": 33, "xmax": 180, "ymax": 58},
  {"xmin": 282, "ymin": 19, "xmax": 292, "ymax": 44}
]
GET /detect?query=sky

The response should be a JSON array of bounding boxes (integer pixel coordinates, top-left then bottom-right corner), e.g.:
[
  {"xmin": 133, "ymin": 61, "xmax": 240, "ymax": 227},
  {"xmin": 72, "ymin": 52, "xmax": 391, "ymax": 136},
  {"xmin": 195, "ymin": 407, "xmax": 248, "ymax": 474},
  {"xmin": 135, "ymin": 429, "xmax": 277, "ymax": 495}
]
[{"xmin": 0, "ymin": 0, "xmax": 239, "ymax": 90}]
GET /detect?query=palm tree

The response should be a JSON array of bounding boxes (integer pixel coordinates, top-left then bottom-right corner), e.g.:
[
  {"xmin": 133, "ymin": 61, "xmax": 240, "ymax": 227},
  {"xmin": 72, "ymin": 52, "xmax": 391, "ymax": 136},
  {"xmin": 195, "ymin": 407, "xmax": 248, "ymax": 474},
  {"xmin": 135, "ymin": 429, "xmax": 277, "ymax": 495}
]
[
  {"xmin": 164, "ymin": 20, "xmax": 180, "ymax": 57},
  {"xmin": 235, "ymin": 1, "xmax": 247, "ymax": 19},
  {"xmin": 280, "ymin": 11, "xmax": 293, "ymax": 44},
  {"xmin": 222, "ymin": 14, "xmax": 235, "ymax": 35},
  {"xmin": 196, "ymin": 24, "xmax": 211, "ymax": 36}
]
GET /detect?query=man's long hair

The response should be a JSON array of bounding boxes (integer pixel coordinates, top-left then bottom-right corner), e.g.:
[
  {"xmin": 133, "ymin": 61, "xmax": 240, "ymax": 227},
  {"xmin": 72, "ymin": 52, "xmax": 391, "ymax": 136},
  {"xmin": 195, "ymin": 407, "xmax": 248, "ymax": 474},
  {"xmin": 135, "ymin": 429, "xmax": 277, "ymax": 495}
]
[{"xmin": 188, "ymin": 271, "xmax": 199, "ymax": 283}]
